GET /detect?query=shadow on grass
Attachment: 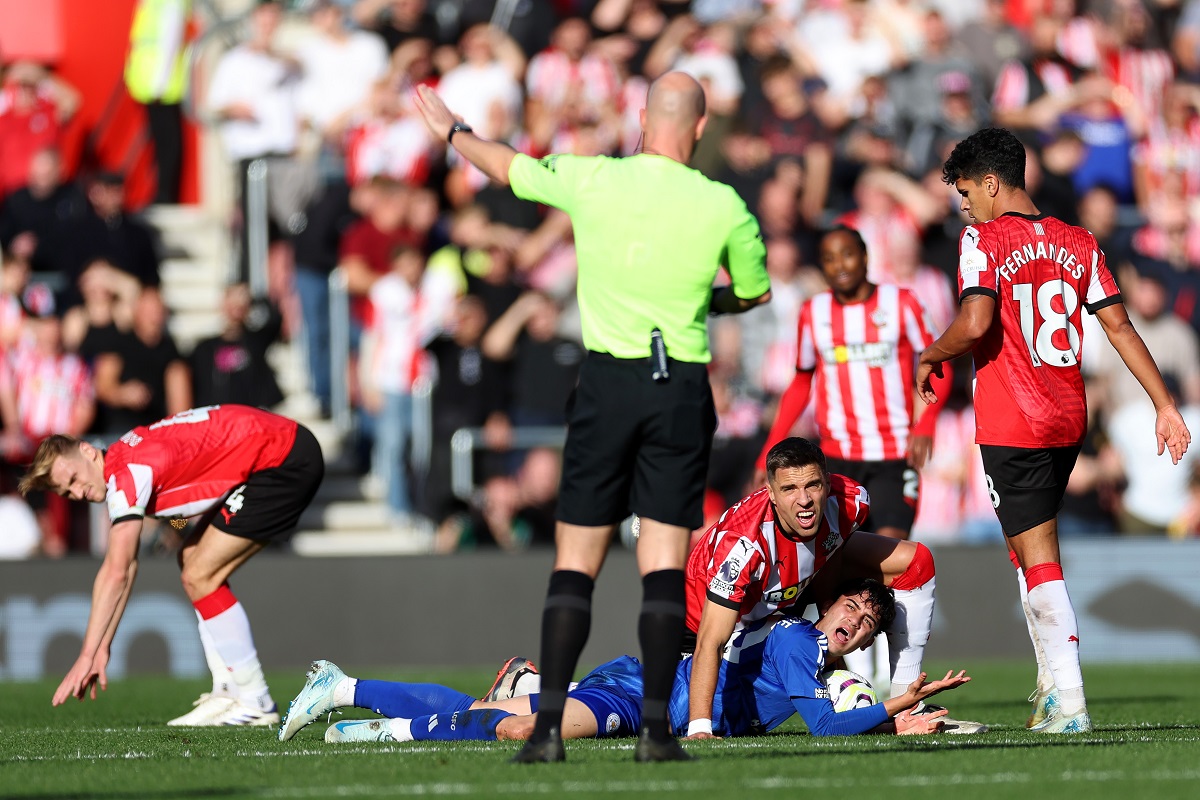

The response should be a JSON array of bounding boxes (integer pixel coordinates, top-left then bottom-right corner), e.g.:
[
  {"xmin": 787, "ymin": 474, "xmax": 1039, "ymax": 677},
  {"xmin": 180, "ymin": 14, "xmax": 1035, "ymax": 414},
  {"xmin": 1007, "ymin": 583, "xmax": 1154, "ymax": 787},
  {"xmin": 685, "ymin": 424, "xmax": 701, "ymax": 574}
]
[
  {"xmin": 1, "ymin": 792, "xmax": 252, "ymax": 800},
  {"xmin": 712, "ymin": 725, "xmax": 1200, "ymax": 759},
  {"xmin": 960, "ymin": 694, "xmax": 1184, "ymax": 712}
]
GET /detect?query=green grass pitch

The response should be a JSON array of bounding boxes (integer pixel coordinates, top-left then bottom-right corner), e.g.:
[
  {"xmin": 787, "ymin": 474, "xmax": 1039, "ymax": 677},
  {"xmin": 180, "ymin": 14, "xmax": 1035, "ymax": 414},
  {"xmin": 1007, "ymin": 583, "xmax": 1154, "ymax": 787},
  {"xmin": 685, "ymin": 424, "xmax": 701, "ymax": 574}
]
[{"xmin": 2, "ymin": 661, "xmax": 1199, "ymax": 800}]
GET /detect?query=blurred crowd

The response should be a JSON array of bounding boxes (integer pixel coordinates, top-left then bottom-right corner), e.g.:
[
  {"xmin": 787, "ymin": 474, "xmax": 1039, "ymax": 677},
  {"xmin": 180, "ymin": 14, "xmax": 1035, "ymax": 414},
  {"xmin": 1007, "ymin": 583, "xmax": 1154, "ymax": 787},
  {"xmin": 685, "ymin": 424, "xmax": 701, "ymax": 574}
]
[{"xmin": 5, "ymin": 0, "xmax": 1200, "ymax": 559}]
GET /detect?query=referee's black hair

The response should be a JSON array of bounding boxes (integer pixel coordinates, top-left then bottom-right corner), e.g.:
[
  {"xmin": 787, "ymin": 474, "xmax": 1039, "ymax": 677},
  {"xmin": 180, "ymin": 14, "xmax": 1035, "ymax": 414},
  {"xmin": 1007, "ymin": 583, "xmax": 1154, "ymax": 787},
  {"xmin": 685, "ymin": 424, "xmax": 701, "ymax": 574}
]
[
  {"xmin": 833, "ymin": 577, "xmax": 896, "ymax": 634},
  {"xmin": 821, "ymin": 225, "xmax": 867, "ymax": 255},
  {"xmin": 942, "ymin": 127, "xmax": 1026, "ymax": 190},
  {"xmin": 765, "ymin": 437, "xmax": 827, "ymax": 482}
]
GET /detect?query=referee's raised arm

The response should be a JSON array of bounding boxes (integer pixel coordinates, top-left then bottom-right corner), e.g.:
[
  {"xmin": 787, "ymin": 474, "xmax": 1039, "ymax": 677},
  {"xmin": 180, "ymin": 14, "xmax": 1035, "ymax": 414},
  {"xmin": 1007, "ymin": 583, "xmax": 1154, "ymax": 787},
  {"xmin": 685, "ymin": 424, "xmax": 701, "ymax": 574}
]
[{"xmin": 416, "ymin": 72, "xmax": 770, "ymax": 763}]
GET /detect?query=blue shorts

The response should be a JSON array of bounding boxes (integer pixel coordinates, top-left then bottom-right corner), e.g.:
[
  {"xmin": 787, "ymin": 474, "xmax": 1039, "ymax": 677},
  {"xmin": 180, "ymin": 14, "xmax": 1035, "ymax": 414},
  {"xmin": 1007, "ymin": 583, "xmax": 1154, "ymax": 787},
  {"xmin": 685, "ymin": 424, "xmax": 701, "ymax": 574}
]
[{"xmin": 530, "ymin": 655, "xmax": 643, "ymax": 738}]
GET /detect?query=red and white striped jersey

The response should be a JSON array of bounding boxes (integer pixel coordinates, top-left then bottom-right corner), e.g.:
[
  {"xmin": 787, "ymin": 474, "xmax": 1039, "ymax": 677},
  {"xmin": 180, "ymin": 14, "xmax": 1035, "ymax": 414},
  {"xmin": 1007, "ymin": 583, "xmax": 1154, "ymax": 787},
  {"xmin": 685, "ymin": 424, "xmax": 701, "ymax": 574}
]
[
  {"xmin": 992, "ymin": 59, "xmax": 1075, "ymax": 113},
  {"xmin": 796, "ymin": 284, "xmax": 938, "ymax": 461},
  {"xmin": 0, "ymin": 342, "xmax": 93, "ymax": 440},
  {"xmin": 525, "ymin": 50, "xmax": 619, "ymax": 113},
  {"xmin": 103, "ymin": 405, "xmax": 297, "ymax": 522},
  {"xmin": 957, "ymin": 213, "xmax": 1121, "ymax": 447},
  {"xmin": 345, "ymin": 116, "xmax": 432, "ymax": 187},
  {"xmin": 685, "ymin": 475, "xmax": 870, "ymax": 635}
]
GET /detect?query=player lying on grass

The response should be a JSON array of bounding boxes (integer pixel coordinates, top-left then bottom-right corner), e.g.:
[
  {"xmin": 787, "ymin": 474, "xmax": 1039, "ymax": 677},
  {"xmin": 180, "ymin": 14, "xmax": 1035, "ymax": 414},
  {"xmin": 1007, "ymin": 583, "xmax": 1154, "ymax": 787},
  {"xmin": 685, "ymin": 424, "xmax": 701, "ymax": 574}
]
[
  {"xmin": 277, "ymin": 579, "xmax": 971, "ymax": 744},
  {"xmin": 685, "ymin": 437, "xmax": 986, "ymax": 733}
]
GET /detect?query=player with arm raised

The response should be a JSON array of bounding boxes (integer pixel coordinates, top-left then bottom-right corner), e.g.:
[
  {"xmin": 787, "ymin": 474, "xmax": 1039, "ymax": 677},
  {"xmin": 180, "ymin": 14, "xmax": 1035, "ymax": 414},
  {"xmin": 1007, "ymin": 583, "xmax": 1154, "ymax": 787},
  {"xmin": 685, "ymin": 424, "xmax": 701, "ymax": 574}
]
[
  {"xmin": 916, "ymin": 127, "xmax": 1192, "ymax": 733},
  {"xmin": 19, "ymin": 404, "xmax": 325, "ymax": 726}
]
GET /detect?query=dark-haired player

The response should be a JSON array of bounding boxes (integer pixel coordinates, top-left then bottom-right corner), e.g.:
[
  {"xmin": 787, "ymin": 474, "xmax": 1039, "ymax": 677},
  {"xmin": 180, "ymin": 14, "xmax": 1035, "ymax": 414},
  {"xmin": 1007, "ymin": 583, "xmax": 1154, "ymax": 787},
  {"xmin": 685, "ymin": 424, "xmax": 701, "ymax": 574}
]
[
  {"xmin": 685, "ymin": 437, "xmax": 986, "ymax": 736},
  {"xmin": 917, "ymin": 127, "xmax": 1192, "ymax": 733},
  {"xmin": 757, "ymin": 226, "xmax": 951, "ymax": 542}
]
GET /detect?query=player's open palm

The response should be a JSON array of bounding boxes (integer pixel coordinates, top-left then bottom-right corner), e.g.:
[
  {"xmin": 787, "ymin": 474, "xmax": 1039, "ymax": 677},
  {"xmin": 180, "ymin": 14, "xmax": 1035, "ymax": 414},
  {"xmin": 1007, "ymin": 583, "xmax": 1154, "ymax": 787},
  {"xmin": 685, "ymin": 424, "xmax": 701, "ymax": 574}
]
[
  {"xmin": 906, "ymin": 669, "xmax": 971, "ymax": 704},
  {"xmin": 1156, "ymin": 405, "xmax": 1192, "ymax": 465}
]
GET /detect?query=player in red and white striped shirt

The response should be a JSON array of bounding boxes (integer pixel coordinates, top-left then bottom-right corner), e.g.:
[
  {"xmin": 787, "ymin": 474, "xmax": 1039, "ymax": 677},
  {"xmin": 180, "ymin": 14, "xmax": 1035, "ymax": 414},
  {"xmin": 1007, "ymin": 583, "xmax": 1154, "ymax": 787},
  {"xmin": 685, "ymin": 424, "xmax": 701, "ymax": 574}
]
[
  {"xmin": 757, "ymin": 226, "xmax": 952, "ymax": 541},
  {"xmin": 18, "ymin": 404, "xmax": 325, "ymax": 727},
  {"xmin": 684, "ymin": 438, "xmax": 982, "ymax": 738},
  {"xmin": 918, "ymin": 127, "xmax": 1191, "ymax": 734}
]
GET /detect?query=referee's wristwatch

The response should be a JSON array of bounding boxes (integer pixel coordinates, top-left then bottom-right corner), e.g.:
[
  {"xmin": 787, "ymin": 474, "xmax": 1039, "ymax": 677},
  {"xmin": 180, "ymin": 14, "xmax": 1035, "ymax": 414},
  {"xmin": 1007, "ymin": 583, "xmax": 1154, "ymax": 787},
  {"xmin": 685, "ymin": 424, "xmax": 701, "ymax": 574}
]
[{"xmin": 448, "ymin": 122, "xmax": 473, "ymax": 144}]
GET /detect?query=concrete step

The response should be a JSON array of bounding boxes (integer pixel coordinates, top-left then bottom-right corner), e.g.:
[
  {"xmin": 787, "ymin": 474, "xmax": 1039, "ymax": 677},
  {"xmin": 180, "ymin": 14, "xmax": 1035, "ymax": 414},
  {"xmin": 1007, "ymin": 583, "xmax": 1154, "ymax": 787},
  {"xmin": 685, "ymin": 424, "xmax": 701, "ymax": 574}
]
[
  {"xmin": 161, "ymin": 282, "xmax": 223, "ymax": 313},
  {"xmin": 167, "ymin": 311, "xmax": 223, "ymax": 349},
  {"xmin": 161, "ymin": 258, "xmax": 224, "ymax": 288},
  {"xmin": 298, "ymin": 499, "xmax": 389, "ymax": 531},
  {"xmin": 291, "ymin": 528, "xmax": 432, "ymax": 556}
]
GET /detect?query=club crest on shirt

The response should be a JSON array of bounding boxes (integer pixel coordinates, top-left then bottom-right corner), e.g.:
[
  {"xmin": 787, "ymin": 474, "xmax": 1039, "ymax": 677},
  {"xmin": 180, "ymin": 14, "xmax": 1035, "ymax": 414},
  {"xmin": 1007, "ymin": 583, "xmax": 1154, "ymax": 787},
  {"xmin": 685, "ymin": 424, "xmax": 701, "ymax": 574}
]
[
  {"xmin": 606, "ymin": 713, "xmax": 621, "ymax": 734},
  {"xmin": 870, "ymin": 307, "xmax": 889, "ymax": 328},
  {"xmin": 169, "ymin": 518, "xmax": 187, "ymax": 530}
]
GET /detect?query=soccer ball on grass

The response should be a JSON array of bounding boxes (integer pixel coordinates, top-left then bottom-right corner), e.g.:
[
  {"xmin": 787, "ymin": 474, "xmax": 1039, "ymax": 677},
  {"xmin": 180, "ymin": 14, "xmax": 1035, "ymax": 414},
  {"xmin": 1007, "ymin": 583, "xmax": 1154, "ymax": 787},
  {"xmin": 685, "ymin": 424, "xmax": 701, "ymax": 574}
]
[{"xmin": 823, "ymin": 669, "xmax": 879, "ymax": 712}]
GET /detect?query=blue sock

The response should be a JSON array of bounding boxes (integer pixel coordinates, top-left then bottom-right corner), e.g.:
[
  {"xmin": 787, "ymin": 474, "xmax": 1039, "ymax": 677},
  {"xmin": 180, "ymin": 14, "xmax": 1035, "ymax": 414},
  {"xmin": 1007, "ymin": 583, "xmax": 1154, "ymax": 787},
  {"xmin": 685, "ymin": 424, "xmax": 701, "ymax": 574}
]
[
  {"xmin": 409, "ymin": 709, "xmax": 514, "ymax": 741},
  {"xmin": 353, "ymin": 681, "xmax": 475, "ymax": 718}
]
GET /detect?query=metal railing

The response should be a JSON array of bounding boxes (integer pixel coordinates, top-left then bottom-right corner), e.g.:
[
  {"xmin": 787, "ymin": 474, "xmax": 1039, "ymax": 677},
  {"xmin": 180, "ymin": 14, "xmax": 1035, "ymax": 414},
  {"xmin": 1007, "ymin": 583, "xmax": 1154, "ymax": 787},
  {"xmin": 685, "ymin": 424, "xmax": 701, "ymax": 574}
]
[{"xmin": 450, "ymin": 425, "xmax": 567, "ymax": 501}]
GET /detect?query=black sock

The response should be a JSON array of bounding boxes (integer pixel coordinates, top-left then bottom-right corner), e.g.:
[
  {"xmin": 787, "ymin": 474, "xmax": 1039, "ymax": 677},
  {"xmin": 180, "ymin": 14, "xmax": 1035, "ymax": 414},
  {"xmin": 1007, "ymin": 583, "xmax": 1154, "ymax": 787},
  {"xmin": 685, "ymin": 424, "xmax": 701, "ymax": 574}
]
[
  {"xmin": 529, "ymin": 569, "xmax": 594, "ymax": 742},
  {"xmin": 638, "ymin": 569, "xmax": 686, "ymax": 740}
]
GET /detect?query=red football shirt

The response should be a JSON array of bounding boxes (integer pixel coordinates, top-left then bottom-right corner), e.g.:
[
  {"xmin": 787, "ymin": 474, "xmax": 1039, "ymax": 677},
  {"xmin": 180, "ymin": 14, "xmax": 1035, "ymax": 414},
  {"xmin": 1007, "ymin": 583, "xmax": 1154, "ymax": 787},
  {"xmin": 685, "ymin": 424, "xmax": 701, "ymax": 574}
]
[
  {"xmin": 684, "ymin": 474, "xmax": 870, "ymax": 637},
  {"xmin": 104, "ymin": 405, "xmax": 297, "ymax": 521},
  {"xmin": 957, "ymin": 213, "xmax": 1121, "ymax": 447}
]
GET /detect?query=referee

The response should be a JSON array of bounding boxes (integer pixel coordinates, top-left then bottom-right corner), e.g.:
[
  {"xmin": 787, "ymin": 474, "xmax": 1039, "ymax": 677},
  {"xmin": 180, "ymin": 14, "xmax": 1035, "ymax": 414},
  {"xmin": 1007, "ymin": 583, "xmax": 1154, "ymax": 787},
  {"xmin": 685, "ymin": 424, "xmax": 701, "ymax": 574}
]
[{"xmin": 415, "ymin": 72, "xmax": 771, "ymax": 763}]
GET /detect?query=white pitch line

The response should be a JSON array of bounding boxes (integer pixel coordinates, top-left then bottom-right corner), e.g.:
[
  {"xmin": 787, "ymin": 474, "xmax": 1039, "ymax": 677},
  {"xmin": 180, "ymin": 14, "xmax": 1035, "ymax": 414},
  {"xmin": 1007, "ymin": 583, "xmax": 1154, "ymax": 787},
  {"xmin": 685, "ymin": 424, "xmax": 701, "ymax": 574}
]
[{"xmin": 252, "ymin": 769, "xmax": 1200, "ymax": 797}]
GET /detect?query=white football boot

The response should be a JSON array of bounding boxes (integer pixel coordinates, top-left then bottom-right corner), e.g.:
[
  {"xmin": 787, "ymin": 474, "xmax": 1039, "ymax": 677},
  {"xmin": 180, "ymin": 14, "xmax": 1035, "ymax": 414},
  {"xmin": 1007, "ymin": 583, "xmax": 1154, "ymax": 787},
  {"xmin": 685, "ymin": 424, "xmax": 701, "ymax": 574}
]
[
  {"xmin": 167, "ymin": 693, "xmax": 236, "ymax": 726},
  {"xmin": 1026, "ymin": 686, "xmax": 1061, "ymax": 729},
  {"xmin": 207, "ymin": 699, "xmax": 281, "ymax": 726},
  {"xmin": 910, "ymin": 702, "xmax": 990, "ymax": 734},
  {"xmin": 1030, "ymin": 707, "xmax": 1092, "ymax": 733},
  {"xmin": 326, "ymin": 719, "xmax": 397, "ymax": 743},
  {"xmin": 279, "ymin": 660, "xmax": 348, "ymax": 741}
]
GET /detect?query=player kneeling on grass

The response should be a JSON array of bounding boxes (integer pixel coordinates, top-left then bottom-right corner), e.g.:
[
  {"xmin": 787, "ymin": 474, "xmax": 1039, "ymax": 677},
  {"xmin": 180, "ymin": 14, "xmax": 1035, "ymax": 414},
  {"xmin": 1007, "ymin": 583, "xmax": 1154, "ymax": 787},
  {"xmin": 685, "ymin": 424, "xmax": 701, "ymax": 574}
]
[
  {"xmin": 278, "ymin": 579, "xmax": 971, "ymax": 744},
  {"xmin": 19, "ymin": 404, "xmax": 324, "ymax": 727}
]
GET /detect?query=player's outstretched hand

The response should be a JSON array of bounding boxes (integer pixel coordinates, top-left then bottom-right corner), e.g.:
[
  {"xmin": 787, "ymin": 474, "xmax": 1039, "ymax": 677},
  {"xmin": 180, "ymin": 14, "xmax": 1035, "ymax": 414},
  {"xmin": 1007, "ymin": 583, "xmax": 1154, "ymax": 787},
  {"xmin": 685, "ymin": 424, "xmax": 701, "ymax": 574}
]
[
  {"xmin": 1156, "ymin": 404, "xmax": 1192, "ymax": 465},
  {"xmin": 681, "ymin": 731, "xmax": 723, "ymax": 741},
  {"xmin": 53, "ymin": 653, "xmax": 106, "ymax": 705},
  {"xmin": 412, "ymin": 85, "xmax": 459, "ymax": 143},
  {"xmin": 894, "ymin": 705, "xmax": 946, "ymax": 735},
  {"xmin": 915, "ymin": 360, "xmax": 942, "ymax": 406},
  {"xmin": 904, "ymin": 669, "xmax": 971, "ymax": 705}
]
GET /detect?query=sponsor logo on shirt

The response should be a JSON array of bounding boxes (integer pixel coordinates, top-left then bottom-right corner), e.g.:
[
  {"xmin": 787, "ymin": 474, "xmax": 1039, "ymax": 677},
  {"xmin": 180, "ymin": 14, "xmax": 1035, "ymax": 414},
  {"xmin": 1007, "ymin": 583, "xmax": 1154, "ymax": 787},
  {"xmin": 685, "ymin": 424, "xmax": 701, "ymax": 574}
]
[
  {"xmin": 709, "ymin": 577, "xmax": 736, "ymax": 597},
  {"xmin": 120, "ymin": 431, "xmax": 143, "ymax": 447},
  {"xmin": 822, "ymin": 342, "xmax": 894, "ymax": 367}
]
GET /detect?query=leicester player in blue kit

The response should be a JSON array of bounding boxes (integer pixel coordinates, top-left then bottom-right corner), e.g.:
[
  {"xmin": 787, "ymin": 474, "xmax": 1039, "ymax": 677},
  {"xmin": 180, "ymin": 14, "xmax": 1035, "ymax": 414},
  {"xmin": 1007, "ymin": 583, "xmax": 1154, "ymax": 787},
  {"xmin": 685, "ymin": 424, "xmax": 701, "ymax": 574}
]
[{"xmin": 277, "ymin": 580, "xmax": 971, "ymax": 744}]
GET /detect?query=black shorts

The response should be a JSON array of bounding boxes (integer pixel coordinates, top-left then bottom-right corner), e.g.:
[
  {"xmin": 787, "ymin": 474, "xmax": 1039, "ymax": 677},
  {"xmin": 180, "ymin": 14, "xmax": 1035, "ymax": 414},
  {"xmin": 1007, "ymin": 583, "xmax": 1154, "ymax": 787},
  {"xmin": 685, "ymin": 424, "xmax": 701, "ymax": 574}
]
[
  {"xmin": 210, "ymin": 424, "xmax": 325, "ymax": 542},
  {"xmin": 824, "ymin": 457, "xmax": 918, "ymax": 533},
  {"xmin": 978, "ymin": 444, "xmax": 1081, "ymax": 537},
  {"xmin": 557, "ymin": 352, "xmax": 716, "ymax": 529}
]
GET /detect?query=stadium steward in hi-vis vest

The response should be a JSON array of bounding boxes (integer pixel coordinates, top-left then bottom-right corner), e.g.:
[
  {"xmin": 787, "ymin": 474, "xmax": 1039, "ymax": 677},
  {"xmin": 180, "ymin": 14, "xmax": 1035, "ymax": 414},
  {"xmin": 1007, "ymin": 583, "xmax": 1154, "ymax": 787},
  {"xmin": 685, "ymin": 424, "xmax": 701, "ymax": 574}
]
[
  {"xmin": 414, "ymin": 71, "xmax": 771, "ymax": 762},
  {"xmin": 917, "ymin": 127, "xmax": 1192, "ymax": 735}
]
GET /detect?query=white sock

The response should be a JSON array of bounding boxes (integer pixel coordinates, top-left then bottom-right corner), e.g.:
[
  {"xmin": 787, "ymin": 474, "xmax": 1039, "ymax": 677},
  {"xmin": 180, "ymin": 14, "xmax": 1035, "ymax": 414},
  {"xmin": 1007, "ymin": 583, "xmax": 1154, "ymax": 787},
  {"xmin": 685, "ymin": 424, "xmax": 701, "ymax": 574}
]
[
  {"xmin": 514, "ymin": 673, "xmax": 541, "ymax": 697},
  {"xmin": 1016, "ymin": 568, "xmax": 1055, "ymax": 694},
  {"xmin": 195, "ymin": 611, "xmax": 231, "ymax": 697},
  {"xmin": 198, "ymin": 600, "xmax": 272, "ymax": 709},
  {"xmin": 1025, "ymin": 567, "xmax": 1085, "ymax": 715},
  {"xmin": 333, "ymin": 677, "xmax": 357, "ymax": 708},
  {"xmin": 388, "ymin": 717, "xmax": 414, "ymax": 742},
  {"xmin": 842, "ymin": 645, "xmax": 875, "ymax": 685},
  {"xmin": 873, "ymin": 633, "xmax": 890, "ymax": 691},
  {"xmin": 888, "ymin": 578, "xmax": 935, "ymax": 699}
]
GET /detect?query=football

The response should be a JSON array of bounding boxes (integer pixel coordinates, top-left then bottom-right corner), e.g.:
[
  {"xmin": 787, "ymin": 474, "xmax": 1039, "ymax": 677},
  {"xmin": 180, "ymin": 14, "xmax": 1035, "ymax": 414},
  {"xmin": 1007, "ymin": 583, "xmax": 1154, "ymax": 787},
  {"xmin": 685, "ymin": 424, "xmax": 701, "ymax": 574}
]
[{"xmin": 824, "ymin": 669, "xmax": 879, "ymax": 712}]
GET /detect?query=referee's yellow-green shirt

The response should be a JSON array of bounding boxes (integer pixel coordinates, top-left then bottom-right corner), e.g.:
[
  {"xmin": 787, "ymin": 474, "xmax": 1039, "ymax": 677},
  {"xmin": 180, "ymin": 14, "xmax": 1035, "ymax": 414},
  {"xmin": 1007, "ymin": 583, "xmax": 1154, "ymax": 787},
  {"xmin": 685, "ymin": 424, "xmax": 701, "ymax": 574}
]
[{"xmin": 508, "ymin": 152, "xmax": 770, "ymax": 363}]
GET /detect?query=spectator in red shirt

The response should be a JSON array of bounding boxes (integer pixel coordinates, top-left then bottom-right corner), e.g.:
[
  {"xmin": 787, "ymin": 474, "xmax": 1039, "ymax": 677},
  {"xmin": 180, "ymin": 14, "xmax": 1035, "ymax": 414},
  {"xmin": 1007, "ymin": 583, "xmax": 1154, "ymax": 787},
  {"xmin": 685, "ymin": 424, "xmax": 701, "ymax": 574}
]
[{"xmin": 0, "ymin": 61, "xmax": 80, "ymax": 200}]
